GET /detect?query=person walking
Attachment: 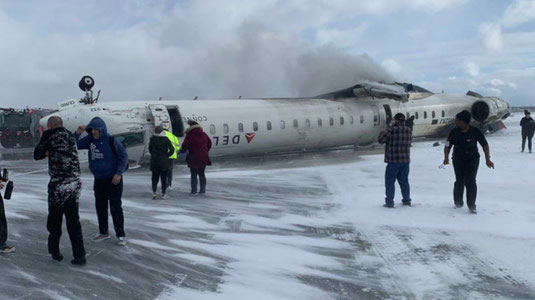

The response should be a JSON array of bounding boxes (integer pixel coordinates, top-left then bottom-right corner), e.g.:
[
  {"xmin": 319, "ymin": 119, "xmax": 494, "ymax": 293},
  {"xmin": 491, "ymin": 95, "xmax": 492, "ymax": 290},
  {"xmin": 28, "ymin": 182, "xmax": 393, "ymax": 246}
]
[
  {"xmin": 34, "ymin": 116, "xmax": 86, "ymax": 265},
  {"xmin": 0, "ymin": 181, "xmax": 15, "ymax": 254},
  {"xmin": 149, "ymin": 126, "xmax": 175, "ymax": 199},
  {"xmin": 443, "ymin": 110, "xmax": 494, "ymax": 214},
  {"xmin": 74, "ymin": 117, "xmax": 128, "ymax": 246},
  {"xmin": 378, "ymin": 113, "xmax": 413, "ymax": 208},
  {"xmin": 406, "ymin": 115, "xmax": 415, "ymax": 131},
  {"xmin": 180, "ymin": 120, "xmax": 212, "ymax": 195},
  {"xmin": 520, "ymin": 110, "xmax": 535, "ymax": 153},
  {"xmin": 164, "ymin": 128, "xmax": 180, "ymax": 190}
]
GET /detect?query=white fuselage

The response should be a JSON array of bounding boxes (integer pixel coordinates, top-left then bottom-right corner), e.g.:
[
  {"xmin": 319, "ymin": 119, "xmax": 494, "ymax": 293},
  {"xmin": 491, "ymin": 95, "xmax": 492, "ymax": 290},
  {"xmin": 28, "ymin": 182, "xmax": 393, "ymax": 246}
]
[{"xmin": 42, "ymin": 93, "xmax": 509, "ymax": 165}]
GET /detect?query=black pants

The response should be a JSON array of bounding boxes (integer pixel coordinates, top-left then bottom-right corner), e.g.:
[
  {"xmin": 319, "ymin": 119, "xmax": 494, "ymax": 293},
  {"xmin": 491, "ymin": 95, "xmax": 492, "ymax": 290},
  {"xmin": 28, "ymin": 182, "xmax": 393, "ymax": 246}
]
[
  {"xmin": 167, "ymin": 162, "xmax": 174, "ymax": 187},
  {"xmin": 0, "ymin": 196, "xmax": 8, "ymax": 247},
  {"xmin": 152, "ymin": 170, "xmax": 169, "ymax": 194},
  {"xmin": 453, "ymin": 157, "xmax": 480, "ymax": 209},
  {"xmin": 190, "ymin": 167, "xmax": 206, "ymax": 193},
  {"xmin": 47, "ymin": 198, "xmax": 86, "ymax": 259},
  {"xmin": 522, "ymin": 131, "xmax": 533, "ymax": 152},
  {"xmin": 94, "ymin": 178, "xmax": 125, "ymax": 238}
]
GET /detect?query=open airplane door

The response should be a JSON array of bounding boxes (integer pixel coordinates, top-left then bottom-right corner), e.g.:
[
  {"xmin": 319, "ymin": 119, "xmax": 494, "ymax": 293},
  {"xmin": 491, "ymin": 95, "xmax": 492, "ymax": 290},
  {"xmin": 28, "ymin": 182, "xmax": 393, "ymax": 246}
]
[{"xmin": 149, "ymin": 104, "xmax": 171, "ymax": 130}]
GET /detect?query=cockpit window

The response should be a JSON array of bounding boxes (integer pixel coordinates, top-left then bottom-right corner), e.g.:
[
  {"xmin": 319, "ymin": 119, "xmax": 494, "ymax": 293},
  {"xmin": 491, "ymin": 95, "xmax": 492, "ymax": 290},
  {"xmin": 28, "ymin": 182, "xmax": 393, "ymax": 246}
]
[{"xmin": 113, "ymin": 132, "xmax": 144, "ymax": 148}]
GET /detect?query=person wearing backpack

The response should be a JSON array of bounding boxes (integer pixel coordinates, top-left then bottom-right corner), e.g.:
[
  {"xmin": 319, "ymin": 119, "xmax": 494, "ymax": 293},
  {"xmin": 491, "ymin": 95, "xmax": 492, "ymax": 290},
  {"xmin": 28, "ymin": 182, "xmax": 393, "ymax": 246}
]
[{"xmin": 75, "ymin": 117, "xmax": 128, "ymax": 246}]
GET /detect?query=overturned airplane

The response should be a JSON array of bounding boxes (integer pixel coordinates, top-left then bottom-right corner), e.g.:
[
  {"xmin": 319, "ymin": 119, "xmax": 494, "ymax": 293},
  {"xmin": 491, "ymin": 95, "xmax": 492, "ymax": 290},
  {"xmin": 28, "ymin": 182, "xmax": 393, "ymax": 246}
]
[{"xmin": 41, "ymin": 77, "xmax": 510, "ymax": 165}]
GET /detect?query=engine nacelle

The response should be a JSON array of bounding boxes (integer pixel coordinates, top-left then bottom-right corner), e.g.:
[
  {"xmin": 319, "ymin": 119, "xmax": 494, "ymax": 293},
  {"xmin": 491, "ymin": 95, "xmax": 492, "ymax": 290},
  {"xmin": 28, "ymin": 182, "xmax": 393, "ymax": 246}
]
[{"xmin": 471, "ymin": 97, "xmax": 509, "ymax": 124}]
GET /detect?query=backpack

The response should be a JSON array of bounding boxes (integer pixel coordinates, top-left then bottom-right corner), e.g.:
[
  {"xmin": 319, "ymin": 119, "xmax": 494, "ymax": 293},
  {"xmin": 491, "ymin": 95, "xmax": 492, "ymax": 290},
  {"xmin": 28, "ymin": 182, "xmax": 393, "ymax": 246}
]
[{"xmin": 109, "ymin": 136, "xmax": 129, "ymax": 172}]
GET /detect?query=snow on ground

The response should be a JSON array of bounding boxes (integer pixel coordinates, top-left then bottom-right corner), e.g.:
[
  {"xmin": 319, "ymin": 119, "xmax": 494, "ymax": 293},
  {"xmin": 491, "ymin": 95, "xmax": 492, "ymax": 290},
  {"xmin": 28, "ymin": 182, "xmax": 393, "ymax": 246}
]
[{"xmin": 1, "ymin": 115, "xmax": 534, "ymax": 300}]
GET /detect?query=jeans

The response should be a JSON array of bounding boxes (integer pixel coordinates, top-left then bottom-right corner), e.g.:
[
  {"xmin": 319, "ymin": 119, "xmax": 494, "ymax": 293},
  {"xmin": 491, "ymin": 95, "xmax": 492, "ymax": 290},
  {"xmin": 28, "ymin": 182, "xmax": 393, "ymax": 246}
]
[
  {"xmin": 94, "ymin": 178, "xmax": 125, "ymax": 238},
  {"xmin": 385, "ymin": 163, "xmax": 411, "ymax": 206},
  {"xmin": 47, "ymin": 197, "xmax": 86, "ymax": 259},
  {"xmin": 152, "ymin": 170, "xmax": 169, "ymax": 194},
  {"xmin": 522, "ymin": 131, "xmax": 533, "ymax": 152},
  {"xmin": 453, "ymin": 157, "xmax": 480, "ymax": 209},
  {"xmin": 0, "ymin": 195, "xmax": 8, "ymax": 247},
  {"xmin": 190, "ymin": 167, "xmax": 206, "ymax": 193}
]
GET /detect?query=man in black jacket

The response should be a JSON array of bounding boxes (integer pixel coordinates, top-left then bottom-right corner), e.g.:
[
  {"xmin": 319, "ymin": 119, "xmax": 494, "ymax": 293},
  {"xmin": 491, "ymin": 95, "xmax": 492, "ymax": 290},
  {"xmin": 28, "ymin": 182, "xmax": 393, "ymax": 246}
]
[
  {"xmin": 520, "ymin": 110, "xmax": 535, "ymax": 153},
  {"xmin": 34, "ymin": 116, "xmax": 86, "ymax": 265}
]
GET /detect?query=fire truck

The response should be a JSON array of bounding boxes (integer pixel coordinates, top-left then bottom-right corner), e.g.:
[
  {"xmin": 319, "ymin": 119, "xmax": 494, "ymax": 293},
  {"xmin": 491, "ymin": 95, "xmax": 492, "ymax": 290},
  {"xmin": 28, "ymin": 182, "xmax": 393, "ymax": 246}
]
[{"xmin": 0, "ymin": 108, "xmax": 53, "ymax": 148}]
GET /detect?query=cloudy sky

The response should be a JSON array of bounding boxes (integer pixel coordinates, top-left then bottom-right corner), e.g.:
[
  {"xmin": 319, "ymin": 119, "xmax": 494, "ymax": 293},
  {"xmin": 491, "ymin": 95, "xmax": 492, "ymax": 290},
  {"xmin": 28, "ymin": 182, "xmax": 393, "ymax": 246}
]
[{"xmin": 0, "ymin": 0, "xmax": 534, "ymax": 108}]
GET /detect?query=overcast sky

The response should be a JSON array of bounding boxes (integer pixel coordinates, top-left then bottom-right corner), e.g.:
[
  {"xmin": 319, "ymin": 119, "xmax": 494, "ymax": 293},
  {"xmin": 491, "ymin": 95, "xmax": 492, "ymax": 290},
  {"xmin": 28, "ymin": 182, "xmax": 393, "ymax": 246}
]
[{"xmin": 0, "ymin": 0, "xmax": 534, "ymax": 108}]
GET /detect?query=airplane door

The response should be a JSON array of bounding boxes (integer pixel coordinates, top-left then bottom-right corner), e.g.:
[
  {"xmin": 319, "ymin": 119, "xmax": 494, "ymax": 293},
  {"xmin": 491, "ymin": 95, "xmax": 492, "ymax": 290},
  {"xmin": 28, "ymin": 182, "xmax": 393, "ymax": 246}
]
[
  {"xmin": 371, "ymin": 105, "xmax": 380, "ymax": 126},
  {"xmin": 383, "ymin": 104, "xmax": 392, "ymax": 125},
  {"xmin": 149, "ymin": 104, "xmax": 171, "ymax": 130}
]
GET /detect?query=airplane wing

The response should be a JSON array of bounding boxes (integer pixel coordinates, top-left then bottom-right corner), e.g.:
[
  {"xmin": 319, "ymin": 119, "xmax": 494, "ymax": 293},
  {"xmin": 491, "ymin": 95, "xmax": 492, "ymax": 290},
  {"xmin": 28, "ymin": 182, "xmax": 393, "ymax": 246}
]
[{"xmin": 317, "ymin": 81, "xmax": 429, "ymax": 102}]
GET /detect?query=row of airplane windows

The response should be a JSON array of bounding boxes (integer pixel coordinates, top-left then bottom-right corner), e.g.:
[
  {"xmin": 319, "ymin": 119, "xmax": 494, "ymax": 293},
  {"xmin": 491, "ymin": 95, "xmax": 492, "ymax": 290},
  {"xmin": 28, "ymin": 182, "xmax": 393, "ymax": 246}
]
[
  {"xmin": 209, "ymin": 116, "xmax": 364, "ymax": 135},
  {"xmin": 208, "ymin": 110, "xmax": 447, "ymax": 135}
]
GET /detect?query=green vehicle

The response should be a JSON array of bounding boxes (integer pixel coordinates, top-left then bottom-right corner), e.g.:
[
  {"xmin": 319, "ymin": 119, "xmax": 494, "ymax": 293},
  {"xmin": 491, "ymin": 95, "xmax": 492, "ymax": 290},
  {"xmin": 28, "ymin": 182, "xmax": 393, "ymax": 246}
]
[{"xmin": 0, "ymin": 108, "xmax": 52, "ymax": 148}]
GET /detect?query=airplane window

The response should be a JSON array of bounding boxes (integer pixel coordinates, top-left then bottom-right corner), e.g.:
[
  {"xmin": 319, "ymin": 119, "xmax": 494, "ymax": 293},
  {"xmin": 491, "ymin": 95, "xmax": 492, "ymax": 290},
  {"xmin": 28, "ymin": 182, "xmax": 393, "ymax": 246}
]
[
  {"xmin": 340, "ymin": 117, "xmax": 344, "ymax": 125},
  {"xmin": 415, "ymin": 112, "xmax": 419, "ymax": 119},
  {"xmin": 424, "ymin": 111, "xmax": 427, "ymax": 119},
  {"xmin": 350, "ymin": 116, "xmax": 354, "ymax": 124},
  {"xmin": 442, "ymin": 110, "xmax": 445, "ymax": 117},
  {"xmin": 318, "ymin": 118, "xmax": 323, "ymax": 127},
  {"xmin": 360, "ymin": 115, "xmax": 364, "ymax": 124},
  {"xmin": 293, "ymin": 120, "xmax": 298, "ymax": 128},
  {"xmin": 210, "ymin": 124, "xmax": 216, "ymax": 134},
  {"xmin": 329, "ymin": 117, "xmax": 334, "ymax": 126},
  {"xmin": 432, "ymin": 111, "xmax": 436, "ymax": 118},
  {"xmin": 305, "ymin": 119, "xmax": 310, "ymax": 128},
  {"xmin": 280, "ymin": 120, "xmax": 285, "ymax": 129},
  {"xmin": 406, "ymin": 113, "xmax": 410, "ymax": 119},
  {"xmin": 238, "ymin": 123, "xmax": 244, "ymax": 132},
  {"xmin": 223, "ymin": 123, "xmax": 229, "ymax": 134},
  {"xmin": 253, "ymin": 122, "xmax": 258, "ymax": 131},
  {"xmin": 113, "ymin": 132, "xmax": 144, "ymax": 148},
  {"xmin": 267, "ymin": 121, "xmax": 272, "ymax": 131}
]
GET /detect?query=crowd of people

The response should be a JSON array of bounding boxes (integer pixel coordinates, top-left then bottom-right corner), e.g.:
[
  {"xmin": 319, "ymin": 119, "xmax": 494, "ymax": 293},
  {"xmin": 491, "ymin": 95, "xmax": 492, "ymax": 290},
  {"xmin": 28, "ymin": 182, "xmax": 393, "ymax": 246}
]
[
  {"xmin": 378, "ymin": 110, "xmax": 494, "ymax": 214},
  {"xmin": 0, "ymin": 116, "xmax": 212, "ymax": 263}
]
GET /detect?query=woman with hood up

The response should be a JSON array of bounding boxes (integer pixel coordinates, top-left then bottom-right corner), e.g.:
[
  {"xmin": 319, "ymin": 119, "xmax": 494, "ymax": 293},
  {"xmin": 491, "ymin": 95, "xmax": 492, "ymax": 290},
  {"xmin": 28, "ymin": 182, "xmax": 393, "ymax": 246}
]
[
  {"xmin": 149, "ymin": 126, "xmax": 174, "ymax": 199},
  {"xmin": 180, "ymin": 120, "xmax": 212, "ymax": 195}
]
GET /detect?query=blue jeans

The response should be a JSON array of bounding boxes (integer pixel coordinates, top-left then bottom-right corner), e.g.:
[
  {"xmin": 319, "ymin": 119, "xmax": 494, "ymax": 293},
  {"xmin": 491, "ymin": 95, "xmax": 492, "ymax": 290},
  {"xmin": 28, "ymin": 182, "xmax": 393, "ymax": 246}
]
[{"xmin": 385, "ymin": 163, "xmax": 411, "ymax": 206}]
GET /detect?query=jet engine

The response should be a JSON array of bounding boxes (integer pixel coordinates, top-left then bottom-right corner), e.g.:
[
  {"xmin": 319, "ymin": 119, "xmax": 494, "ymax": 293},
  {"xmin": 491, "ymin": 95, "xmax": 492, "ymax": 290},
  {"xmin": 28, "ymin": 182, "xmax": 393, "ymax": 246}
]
[{"xmin": 467, "ymin": 92, "xmax": 510, "ymax": 124}]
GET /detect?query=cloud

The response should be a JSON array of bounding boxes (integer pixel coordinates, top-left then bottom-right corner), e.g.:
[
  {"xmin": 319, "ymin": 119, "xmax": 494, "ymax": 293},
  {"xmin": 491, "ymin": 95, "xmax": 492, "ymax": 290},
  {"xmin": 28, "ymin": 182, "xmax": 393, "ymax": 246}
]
[
  {"xmin": 464, "ymin": 62, "xmax": 480, "ymax": 77},
  {"xmin": 478, "ymin": 22, "xmax": 504, "ymax": 50},
  {"xmin": 501, "ymin": 0, "xmax": 535, "ymax": 28}
]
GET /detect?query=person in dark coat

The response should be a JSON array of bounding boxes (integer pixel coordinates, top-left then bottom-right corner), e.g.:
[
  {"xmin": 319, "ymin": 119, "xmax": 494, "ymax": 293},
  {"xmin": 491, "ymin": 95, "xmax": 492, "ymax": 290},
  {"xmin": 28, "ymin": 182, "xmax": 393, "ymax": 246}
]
[
  {"xmin": 34, "ymin": 116, "xmax": 86, "ymax": 265},
  {"xmin": 149, "ymin": 126, "xmax": 174, "ymax": 199},
  {"xmin": 520, "ymin": 110, "xmax": 535, "ymax": 153},
  {"xmin": 180, "ymin": 120, "xmax": 212, "ymax": 195},
  {"xmin": 406, "ymin": 115, "xmax": 415, "ymax": 131},
  {"xmin": 443, "ymin": 110, "xmax": 494, "ymax": 214},
  {"xmin": 0, "ymin": 180, "xmax": 15, "ymax": 254}
]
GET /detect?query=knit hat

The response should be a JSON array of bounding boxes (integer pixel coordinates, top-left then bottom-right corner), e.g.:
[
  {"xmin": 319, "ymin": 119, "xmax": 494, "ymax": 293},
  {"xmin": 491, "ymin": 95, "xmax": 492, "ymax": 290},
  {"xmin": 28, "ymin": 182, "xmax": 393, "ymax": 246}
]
[
  {"xmin": 525, "ymin": 109, "xmax": 530, "ymax": 116},
  {"xmin": 456, "ymin": 110, "xmax": 471, "ymax": 124},
  {"xmin": 154, "ymin": 126, "xmax": 164, "ymax": 134}
]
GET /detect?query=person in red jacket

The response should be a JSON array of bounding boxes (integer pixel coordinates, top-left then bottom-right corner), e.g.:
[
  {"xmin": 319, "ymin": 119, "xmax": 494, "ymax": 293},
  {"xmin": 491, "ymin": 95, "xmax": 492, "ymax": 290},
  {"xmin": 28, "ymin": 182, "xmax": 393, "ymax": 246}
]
[{"xmin": 180, "ymin": 120, "xmax": 212, "ymax": 195}]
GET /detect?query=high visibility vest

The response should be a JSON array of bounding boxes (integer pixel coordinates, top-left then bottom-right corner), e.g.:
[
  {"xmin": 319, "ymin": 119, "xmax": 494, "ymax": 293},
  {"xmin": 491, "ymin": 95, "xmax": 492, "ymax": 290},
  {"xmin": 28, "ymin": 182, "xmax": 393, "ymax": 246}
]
[{"xmin": 164, "ymin": 130, "xmax": 180, "ymax": 159}]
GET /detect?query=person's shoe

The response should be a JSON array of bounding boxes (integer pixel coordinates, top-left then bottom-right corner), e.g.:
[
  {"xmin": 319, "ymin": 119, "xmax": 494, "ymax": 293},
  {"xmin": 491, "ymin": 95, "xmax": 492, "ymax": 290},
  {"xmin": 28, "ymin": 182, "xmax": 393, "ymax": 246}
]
[
  {"xmin": 190, "ymin": 191, "xmax": 198, "ymax": 196},
  {"xmin": 161, "ymin": 193, "xmax": 166, "ymax": 199},
  {"xmin": 92, "ymin": 233, "xmax": 110, "ymax": 242},
  {"xmin": 199, "ymin": 190, "xmax": 206, "ymax": 195},
  {"xmin": 51, "ymin": 253, "xmax": 64, "ymax": 262},
  {"xmin": 402, "ymin": 201, "xmax": 411, "ymax": 207},
  {"xmin": 152, "ymin": 193, "xmax": 158, "ymax": 200},
  {"xmin": 167, "ymin": 186, "xmax": 173, "ymax": 191},
  {"xmin": 469, "ymin": 207, "xmax": 477, "ymax": 214},
  {"xmin": 71, "ymin": 257, "xmax": 87, "ymax": 266},
  {"xmin": 117, "ymin": 237, "xmax": 127, "ymax": 246},
  {"xmin": 454, "ymin": 201, "xmax": 464, "ymax": 208},
  {"xmin": 0, "ymin": 245, "xmax": 16, "ymax": 254},
  {"xmin": 383, "ymin": 204, "xmax": 394, "ymax": 208}
]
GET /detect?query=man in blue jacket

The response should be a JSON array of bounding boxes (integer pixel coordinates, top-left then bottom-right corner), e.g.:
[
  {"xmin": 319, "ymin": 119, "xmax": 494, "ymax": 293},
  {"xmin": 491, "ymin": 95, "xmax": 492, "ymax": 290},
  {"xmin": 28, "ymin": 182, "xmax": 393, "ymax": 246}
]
[{"xmin": 75, "ymin": 117, "xmax": 128, "ymax": 246}]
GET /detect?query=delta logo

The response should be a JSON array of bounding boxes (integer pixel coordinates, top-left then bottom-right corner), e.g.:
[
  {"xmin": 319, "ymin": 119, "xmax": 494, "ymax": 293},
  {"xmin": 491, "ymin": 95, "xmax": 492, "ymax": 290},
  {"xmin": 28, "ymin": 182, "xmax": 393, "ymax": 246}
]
[{"xmin": 245, "ymin": 132, "xmax": 256, "ymax": 143}]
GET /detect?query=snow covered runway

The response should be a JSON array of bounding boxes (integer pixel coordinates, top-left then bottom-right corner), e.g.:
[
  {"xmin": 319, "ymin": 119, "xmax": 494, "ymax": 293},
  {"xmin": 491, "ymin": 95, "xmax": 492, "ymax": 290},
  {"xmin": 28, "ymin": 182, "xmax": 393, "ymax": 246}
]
[{"xmin": 1, "ymin": 116, "xmax": 534, "ymax": 300}]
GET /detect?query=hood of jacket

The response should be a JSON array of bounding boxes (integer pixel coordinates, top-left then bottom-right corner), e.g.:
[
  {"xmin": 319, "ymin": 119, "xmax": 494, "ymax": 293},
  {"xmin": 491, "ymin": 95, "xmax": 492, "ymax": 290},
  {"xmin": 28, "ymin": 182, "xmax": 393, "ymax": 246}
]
[
  {"xmin": 86, "ymin": 117, "xmax": 108, "ymax": 140},
  {"xmin": 185, "ymin": 124, "xmax": 203, "ymax": 135}
]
